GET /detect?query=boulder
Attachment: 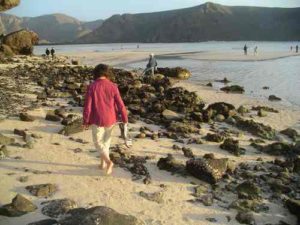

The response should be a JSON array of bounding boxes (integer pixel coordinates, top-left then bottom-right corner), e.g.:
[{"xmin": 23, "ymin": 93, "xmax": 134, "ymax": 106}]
[
  {"xmin": 220, "ymin": 138, "xmax": 245, "ymax": 156},
  {"xmin": 45, "ymin": 112, "xmax": 61, "ymax": 122},
  {"xmin": 162, "ymin": 109, "xmax": 183, "ymax": 121},
  {"xmin": 157, "ymin": 67, "xmax": 191, "ymax": 80},
  {"xmin": 58, "ymin": 206, "xmax": 145, "ymax": 225},
  {"xmin": 280, "ymin": 128, "xmax": 299, "ymax": 141},
  {"xmin": 235, "ymin": 211, "xmax": 255, "ymax": 225},
  {"xmin": 205, "ymin": 133, "xmax": 224, "ymax": 143},
  {"xmin": 0, "ymin": 194, "xmax": 37, "ymax": 217},
  {"xmin": 0, "ymin": 133, "xmax": 15, "ymax": 145},
  {"xmin": 236, "ymin": 181, "xmax": 261, "ymax": 200},
  {"xmin": 182, "ymin": 147, "xmax": 194, "ymax": 158},
  {"xmin": 268, "ymin": 95, "xmax": 281, "ymax": 101},
  {"xmin": 0, "ymin": 0, "xmax": 20, "ymax": 11},
  {"xmin": 286, "ymin": 199, "xmax": 300, "ymax": 223},
  {"xmin": 26, "ymin": 184, "xmax": 57, "ymax": 198},
  {"xmin": 157, "ymin": 154, "xmax": 185, "ymax": 174},
  {"xmin": 186, "ymin": 157, "xmax": 232, "ymax": 184},
  {"xmin": 237, "ymin": 105, "xmax": 250, "ymax": 115},
  {"xmin": 0, "ymin": 145, "xmax": 9, "ymax": 159},
  {"xmin": 234, "ymin": 116, "xmax": 276, "ymax": 140},
  {"xmin": 19, "ymin": 112, "xmax": 35, "ymax": 122},
  {"xmin": 59, "ymin": 118, "xmax": 83, "ymax": 135},
  {"xmin": 206, "ymin": 102, "xmax": 236, "ymax": 118},
  {"xmin": 41, "ymin": 199, "xmax": 77, "ymax": 218},
  {"xmin": 2, "ymin": 29, "xmax": 39, "ymax": 55},
  {"xmin": 221, "ymin": 85, "xmax": 245, "ymax": 94},
  {"xmin": 261, "ymin": 142, "xmax": 293, "ymax": 156}
]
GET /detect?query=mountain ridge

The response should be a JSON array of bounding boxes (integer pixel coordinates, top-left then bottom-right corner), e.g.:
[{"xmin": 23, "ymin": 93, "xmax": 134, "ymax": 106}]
[{"xmin": 77, "ymin": 2, "xmax": 300, "ymax": 43}]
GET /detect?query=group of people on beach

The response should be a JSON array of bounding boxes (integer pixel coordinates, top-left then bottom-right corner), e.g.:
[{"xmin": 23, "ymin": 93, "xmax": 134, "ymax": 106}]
[
  {"xmin": 45, "ymin": 48, "xmax": 56, "ymax": 59},
  {"xmin": 290, "ymin": 45, "xmax": 299, "ymax": 53}
]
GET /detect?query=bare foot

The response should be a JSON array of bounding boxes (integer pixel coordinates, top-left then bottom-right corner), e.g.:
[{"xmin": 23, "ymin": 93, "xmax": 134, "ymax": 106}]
[{"xmin": 106, "ymin": 161, "xmax": 114, "ymax": 175}]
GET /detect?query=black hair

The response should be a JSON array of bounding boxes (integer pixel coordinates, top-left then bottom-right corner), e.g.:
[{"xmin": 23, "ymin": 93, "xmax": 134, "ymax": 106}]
[{"xmin": 93, "ymin": 64, "xmax": 110, "ymax": 80}]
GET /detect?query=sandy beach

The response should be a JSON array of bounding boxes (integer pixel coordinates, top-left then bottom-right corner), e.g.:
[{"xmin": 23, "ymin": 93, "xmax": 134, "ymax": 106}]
[{"xmin": 0, "ymin": 52, "xmax": 299, "ymax": 225}]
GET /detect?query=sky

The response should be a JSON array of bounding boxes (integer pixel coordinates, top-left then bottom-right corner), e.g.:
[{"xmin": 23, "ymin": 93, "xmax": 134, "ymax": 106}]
[{"xmin": 7, "ymin": 0, "xmax": 300, "ymax": 21}]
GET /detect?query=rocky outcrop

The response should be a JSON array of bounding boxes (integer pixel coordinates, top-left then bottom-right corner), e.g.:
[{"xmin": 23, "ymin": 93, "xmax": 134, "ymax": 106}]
[
  {"xmin": 0, "ymin": 0, "xmax": 20, "ymax": 12},
  {"xmin": 58, "ymin": 206, "xmax": 145, "ymax": 225},
  {"xmin": 26, "ymin": 184, "xmax": 57, "ymax": 198},
  {"xmin": 156, "ymin": 67, "xmax": 191, "ymax": 80},
  {"xmin": 0, "ymin": 194, "xmax": 37, "ymax": 217},
  {"xmin": 2, "ymin": 29, "xmax": 39, "ymax": 55},
  {"xmin": 186, "ymin": 155, "xmax": 234, "ymax": 184}
]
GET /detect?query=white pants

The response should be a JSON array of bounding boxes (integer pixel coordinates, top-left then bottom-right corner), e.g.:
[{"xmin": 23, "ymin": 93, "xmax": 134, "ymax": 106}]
[{"xmin": 92, "ymin": 125, "xmax": 114, "ymax": 157}]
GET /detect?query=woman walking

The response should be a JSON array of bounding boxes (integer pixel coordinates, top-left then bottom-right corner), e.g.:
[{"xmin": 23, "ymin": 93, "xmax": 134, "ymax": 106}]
[{"xmin": 83, "ymin": 64, "xmax": 128, "ymax": 175}]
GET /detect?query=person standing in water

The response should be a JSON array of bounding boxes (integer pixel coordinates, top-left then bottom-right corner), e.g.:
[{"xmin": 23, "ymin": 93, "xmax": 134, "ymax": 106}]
[
  {"xmin": 142, "ymin": 53, "xmax": 157, "ymax": 76},
  {"xmin": 50, "ymin": 47, "xmax": 55, "ymax": 59},
  {"xmin": 45, "ymin": 48, "xmax": 50, "ymax": 58},
  {"xmin": 254, "ymin": 46, "xmax": 258, "ymax": 55},
  {"xmin": 243, "ymin": 44, "xmax": 248, "ymax": 55},
  {"xmin": 296, "ymin": 45, "xmax": 299, "ymax": 53},
  {"xmin": 83, "ymin": 64, "xmax": 128, "ymax": 175}
]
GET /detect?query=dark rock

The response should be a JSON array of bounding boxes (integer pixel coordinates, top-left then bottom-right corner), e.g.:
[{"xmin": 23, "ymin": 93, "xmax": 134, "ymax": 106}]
[
  {"xmin": 236, "ymin": 181, "xmax": 261, "ymax": 200},
  {"xmin": 286, "ymin": 199, "xmax": 300, "ymax": 222},
  {"xmin": 221, "ymin": 85, "xmax": 245, "ymax": 94},
  {"xmin": 186, "ymin": 157, "xmax": 232, "ymax": 184},
  {"xmin": 0, "ymin": 194, "xmax": 37, "ymax": 217},
  {"xmin": 206, "ymin": 102, "xmax": 236, "ymax": 118},
  {"xmin": 257, "ymin": 109, "xmax": 267, "ymax": 117},
  {"xmin": 0, "ymin": 133, "xmax": 15, "ymax": 145},
  {"xmin": 2, "ymin": 29, "xmax": 39, "ymax": 55},
  {"xmin": 139, "ymin": 191, "xmax": 163, "ymax": 203},
  {"xmin": 172, "ymin": 144, "xmax": 181, "ymax": 150},
  {"xmin": 230, "ymin": 199, "xmax": 269, "ymax": 213},
  {"xmin": 252, "ymin": 106, "xmax": 279, "ymax": 113},
  {"xmin": 45, "ymin": 112, "xmax": 61, "ymax": 122},
  {"xmin": 268, "ymin": 95, "xmax": 281, "ymax": 101},
  {"xmin": 18, "ymin": 176, "xmax": 29, "ymax": 183},
  {"xmin": 215, "ymin": 77, "xmax": 230, "ymax": 83},
  {"xmin": 13, "ymin": 128, "xmax": 26, "ymax": 137},
  {"xmin": 41, "ymin": 199, "xmax": 77, "ymax": 218},
  {"xmin": 234, "ymin": 116, "xmax": 276, "ymax": 140},
  {"xmin": 157, "ymin": 154, "xmax": 185, "ymax": 174},
  {"xmin": 205, "ymin": 133, "xmax": 224, "ymax": 143},
  {"xmin": 19, "ymin": 113, "xmax": 35, "ymax": 122},
  {"xmin": 27, "ymin": 219, "xmax": 58, "ymax": 225},
  {"xmin": 206, "ymin": 82, "xmax": 213, "ymax": 87},
  {"xmin": 58, "ymin": 206, "xmax": 145, "ymax": 225},
  {"xmin": 59, "ymin": 118, "xmax": 83, "ymax": 135},
  {"xmin": 262, "ymin": 142, "xmax": 293, "ymax": 156},
  {"xmin": 168, "ymin": 121, "xmax": 199, "ymax": 134},
  {"xmin": 157, "ymin": 67, "xmax": 191, "ymax": 80},
  {"xmin": 0, "ymin": 145, "xmax": 9, "ymax": 158},
  {"xmin": 220, "ymin": 138, "xmax": 245, "ymax": 156},
  {"xmin": 280, "ymin": 128, "xmax": 299, "ymax": 141},
  {"xmin": 26, "ymin": 184, "xmax": 57, "ymax": 197},
  {"xmin": 235, "ymin": 211, "xmax": 255, "ymax": 225},
  {"xmin": 182, "ymin": 147, "xmax": 194, "ymax": 158}
]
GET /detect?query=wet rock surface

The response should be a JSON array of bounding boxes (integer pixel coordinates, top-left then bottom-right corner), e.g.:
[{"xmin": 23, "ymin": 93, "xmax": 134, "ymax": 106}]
[
  {"xmin": 221, "ymin": 85, "xmax": 245, "ymax": 94},
  {"xmin": 26, "ymin": 183, "xmax": 57, "ymax": 197},
  {"xmin": 41, "ymin": 199, "xmax": 77, "ymax": 218},
  {"xmin": 0, "ymin": 194, "xmax": 37, "ymax": 217}
]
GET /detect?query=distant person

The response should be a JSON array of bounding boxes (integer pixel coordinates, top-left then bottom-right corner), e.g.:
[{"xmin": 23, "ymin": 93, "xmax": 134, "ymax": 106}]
[
  {"xmin": 296, "ymin": 45, "xmax": 299, "ymax": 53},
  {"xmin": 142, "ymin": 53, "xmax": 157, "ymax": 76},
  {"xmin": 290, "ymin": 46, "xmax": 293, "ymax": 52},
  {"xmin": 137, "ymin": 44, "xmax": 140, "ymax": 49},
  {"xmin": 254, "ymin": 46, "xmax": 258, "ymax": 55},
  {"xmin": 243, "ymin": 44, "xmax": 248, "ymax": 55},
  {"xmin": 83, "ymin": 64, "xmax": 128, "ymax": 175},
  {"xmin": 50, "ymin": 47, "xmax": 55, "ymax": 59},
  {"xmin": 45, "ymin": 48, "xmax": 50, "ymax": 58}
]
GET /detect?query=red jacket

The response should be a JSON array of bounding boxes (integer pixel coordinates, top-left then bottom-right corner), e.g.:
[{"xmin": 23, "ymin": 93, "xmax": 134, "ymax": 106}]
[{"xmin": 83, "ymin": 78, "xmax": 128, "ymax": 127}]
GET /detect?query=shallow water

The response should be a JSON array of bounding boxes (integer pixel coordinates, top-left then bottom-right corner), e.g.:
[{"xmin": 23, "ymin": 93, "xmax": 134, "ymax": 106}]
[{"xmin": 35, "ymin": 42, "xmax": 300, "ymax": 108}]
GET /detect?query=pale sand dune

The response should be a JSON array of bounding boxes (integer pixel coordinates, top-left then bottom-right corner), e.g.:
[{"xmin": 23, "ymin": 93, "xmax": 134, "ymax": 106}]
[
  {"xmin": 0, "ymin": 95, "xmax": 298, "ymax": 225},
  {"xmin": 64, "ymin": 50, "xmax": 299, "ymax": 67}
]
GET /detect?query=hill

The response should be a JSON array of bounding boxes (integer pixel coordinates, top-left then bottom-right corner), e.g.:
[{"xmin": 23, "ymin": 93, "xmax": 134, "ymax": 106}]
[
  {"xmin": 77, "ymin": 2, "xmax": 300, "ymax": 43},
  {"xmin": 0, "ymin": 13, "xmax": 103, "ymax": 43}
]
